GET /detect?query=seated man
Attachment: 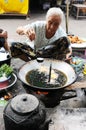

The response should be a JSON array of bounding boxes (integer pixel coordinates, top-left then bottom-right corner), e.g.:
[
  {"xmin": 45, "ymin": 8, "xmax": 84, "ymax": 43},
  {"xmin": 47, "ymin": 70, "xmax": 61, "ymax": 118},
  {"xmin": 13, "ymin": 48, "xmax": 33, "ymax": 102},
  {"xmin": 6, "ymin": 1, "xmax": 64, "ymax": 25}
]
[{"xmin": 0, "ymin": 29, "xmax": 9, "ymax": 51}]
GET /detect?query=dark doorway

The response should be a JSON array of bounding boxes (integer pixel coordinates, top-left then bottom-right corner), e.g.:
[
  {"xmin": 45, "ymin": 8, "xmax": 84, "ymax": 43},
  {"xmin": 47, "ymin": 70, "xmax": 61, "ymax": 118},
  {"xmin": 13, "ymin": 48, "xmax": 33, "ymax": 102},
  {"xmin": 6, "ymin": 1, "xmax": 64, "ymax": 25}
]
[{"xmin": 29, "ymin": 0, "xmax": 43, "ymax": 11}]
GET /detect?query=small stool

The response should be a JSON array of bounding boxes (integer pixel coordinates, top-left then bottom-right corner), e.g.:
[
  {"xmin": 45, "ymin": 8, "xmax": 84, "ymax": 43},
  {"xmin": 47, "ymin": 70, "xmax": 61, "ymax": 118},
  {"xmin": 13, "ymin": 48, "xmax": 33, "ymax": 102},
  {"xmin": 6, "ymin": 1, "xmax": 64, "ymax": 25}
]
[{"xmin": 71, "ymin": 4, "xmax": 86, "ymax": 19}]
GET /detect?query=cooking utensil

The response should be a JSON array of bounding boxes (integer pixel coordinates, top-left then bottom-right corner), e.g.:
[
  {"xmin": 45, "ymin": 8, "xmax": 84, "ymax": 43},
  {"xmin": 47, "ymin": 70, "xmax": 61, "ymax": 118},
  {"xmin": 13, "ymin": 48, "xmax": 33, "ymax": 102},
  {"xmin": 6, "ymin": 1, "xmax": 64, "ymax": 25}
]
[
  {"xmin": 4, "ymin": 94, "xmax": 47, "ymax": 130},
  {"xmin": 18, "ymin": 58, "xmax": 77, "ymax": 92},
  {"xmin": 36, "ymin": 57, "xmax": 44, "ymax": 63},
  {"xmin": 48, "ymin": 63, "xmax": 52, "ymax": 83},
  {"xmin": 0, "ymin": 48, "xmax": 11, "ymax": 66}
]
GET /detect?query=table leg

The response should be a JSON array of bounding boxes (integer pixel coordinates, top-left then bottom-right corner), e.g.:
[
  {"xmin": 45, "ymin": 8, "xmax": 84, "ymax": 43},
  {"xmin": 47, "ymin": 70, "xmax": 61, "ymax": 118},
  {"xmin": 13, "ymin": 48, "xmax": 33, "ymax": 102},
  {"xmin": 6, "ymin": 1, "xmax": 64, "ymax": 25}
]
[{"xmin": 76, "ymin": 7, "xmax": 79, "ymax": 19}]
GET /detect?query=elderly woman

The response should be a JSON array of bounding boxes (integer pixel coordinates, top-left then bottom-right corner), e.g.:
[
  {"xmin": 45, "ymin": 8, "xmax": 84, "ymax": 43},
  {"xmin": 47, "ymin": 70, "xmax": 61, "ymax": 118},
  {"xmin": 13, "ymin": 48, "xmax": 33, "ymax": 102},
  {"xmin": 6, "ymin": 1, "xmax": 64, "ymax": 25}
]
[{"xmin": 11, "ymin": 7, "xmax": 72, "ymax": 61}]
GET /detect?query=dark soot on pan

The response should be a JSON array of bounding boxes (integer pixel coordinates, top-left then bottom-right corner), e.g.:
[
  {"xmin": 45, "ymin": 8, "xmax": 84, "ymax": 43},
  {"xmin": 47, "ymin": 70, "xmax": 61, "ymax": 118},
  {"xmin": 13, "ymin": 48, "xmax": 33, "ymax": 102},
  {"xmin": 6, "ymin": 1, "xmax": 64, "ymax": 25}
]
[{"xmin": 26, "ymin": 69, "xmax": 67, "ymax": 88}]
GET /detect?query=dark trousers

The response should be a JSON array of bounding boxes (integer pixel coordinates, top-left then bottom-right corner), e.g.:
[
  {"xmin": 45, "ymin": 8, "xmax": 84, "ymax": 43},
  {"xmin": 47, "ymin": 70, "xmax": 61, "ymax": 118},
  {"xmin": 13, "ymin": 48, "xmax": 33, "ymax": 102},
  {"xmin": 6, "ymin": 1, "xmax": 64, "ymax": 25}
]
[{"xmin": 0, "ymin": 37, "xmax": 5, "ymax": 48}]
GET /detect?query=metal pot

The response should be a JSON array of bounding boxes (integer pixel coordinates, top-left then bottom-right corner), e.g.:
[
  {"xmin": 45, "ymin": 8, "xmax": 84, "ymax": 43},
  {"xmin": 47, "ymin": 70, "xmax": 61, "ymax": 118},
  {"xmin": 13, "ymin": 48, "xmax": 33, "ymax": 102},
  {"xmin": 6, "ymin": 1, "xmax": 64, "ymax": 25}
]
[
  {"xmin": 3, "ymin": 94, "xmax": 49, "ymax": 130},
  {"xmin": 18, "ymin": 58, "xmax": 77, "ymax": 92},
  {"xmin": 0, "ymin": 48, "xmax": 11, "ymax": 66}
]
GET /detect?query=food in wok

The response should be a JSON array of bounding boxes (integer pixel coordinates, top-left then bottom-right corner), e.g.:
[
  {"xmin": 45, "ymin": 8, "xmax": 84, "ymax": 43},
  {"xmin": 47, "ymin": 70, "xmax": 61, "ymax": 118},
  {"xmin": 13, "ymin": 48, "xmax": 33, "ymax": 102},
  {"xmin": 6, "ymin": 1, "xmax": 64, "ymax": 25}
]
[{"xmin": 26, "ymin": 65, "xmax": 67, "ymax": 88}]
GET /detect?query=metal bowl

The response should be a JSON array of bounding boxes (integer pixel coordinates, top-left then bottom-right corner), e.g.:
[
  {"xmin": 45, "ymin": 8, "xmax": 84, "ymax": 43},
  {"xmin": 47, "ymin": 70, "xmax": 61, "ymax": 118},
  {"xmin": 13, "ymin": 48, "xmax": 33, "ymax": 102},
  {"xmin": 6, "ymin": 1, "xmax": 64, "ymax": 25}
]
[{"xmin": 0, "ymin": 49, "xmax": 11, "ymax": 66}]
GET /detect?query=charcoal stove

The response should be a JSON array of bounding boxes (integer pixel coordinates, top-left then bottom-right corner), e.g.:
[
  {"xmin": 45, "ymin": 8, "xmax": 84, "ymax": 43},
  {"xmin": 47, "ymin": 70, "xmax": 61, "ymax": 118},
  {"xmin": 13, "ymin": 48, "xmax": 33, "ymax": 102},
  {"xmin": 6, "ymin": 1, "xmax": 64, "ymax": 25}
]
[
  {"xmin": 3, "ymin": 93, "xmax": 51, "ymax": 130},
  {"xmin": 23, "ymin": 85, "xmax": 77, "ymax": 108}
]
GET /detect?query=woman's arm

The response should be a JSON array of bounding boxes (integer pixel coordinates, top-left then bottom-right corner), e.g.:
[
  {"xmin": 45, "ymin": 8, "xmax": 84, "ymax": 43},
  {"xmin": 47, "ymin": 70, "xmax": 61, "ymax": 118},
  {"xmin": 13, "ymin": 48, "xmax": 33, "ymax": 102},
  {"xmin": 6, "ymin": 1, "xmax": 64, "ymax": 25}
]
[{"xmin": 16, "ymin": 26, "xmax": 36, "ymax": 41}]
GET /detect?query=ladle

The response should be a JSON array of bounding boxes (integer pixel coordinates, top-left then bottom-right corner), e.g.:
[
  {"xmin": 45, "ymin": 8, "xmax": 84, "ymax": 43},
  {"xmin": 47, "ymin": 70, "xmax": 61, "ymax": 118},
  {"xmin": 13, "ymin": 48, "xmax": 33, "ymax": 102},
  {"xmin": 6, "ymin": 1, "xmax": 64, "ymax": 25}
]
[{"xmin": 48, "ymin": 63, "xmax": 52, "ymax": 83}]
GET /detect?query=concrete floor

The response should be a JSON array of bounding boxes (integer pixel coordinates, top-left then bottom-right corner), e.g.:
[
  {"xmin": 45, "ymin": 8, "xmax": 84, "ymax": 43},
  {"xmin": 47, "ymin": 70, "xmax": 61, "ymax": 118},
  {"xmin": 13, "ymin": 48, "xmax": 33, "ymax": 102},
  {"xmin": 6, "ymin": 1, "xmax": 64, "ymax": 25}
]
[{"xmin": 0, "ymin": 11, "xmax": 86, "ymax": 40}]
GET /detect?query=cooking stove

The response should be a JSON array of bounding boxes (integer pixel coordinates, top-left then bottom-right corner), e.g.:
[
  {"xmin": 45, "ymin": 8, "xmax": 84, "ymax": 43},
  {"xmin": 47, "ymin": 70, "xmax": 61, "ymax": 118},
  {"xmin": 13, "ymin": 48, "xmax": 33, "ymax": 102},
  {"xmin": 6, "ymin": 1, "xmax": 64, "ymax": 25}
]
[
  {"xmin": 21, "ymin": 83, "xmax": 86, "ymax": 130},
  {"xmin": 23, "ymin": 84, "xmax": 77, "ymax": 108},
  {"xmin": 0, "ymin": 78, "xmax": 86, "ymax": 130},
  {"xmin": 3, "ymin": 87, "xmax": 86, "ymax": 129},
  {"xmin": 1, "ymin": 63, "xmax": 86, "ymax": 130}
]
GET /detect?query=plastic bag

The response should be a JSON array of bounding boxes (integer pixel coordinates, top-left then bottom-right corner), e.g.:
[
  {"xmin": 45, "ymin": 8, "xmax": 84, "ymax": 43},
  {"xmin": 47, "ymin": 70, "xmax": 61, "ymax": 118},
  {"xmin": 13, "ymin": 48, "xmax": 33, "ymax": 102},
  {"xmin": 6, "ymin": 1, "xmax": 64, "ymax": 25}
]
[{"xmin": 0, "ymin": 0, "xmax": 28, "ymax": 14}]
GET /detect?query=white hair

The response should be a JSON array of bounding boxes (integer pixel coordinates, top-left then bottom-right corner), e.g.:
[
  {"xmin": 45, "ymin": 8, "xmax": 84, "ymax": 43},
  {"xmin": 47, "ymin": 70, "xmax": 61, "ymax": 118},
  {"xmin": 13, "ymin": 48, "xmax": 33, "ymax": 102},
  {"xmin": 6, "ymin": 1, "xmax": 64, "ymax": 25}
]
[{"xmin": 46, "ymin": 7, "xmax": 64, "ymax": 21}]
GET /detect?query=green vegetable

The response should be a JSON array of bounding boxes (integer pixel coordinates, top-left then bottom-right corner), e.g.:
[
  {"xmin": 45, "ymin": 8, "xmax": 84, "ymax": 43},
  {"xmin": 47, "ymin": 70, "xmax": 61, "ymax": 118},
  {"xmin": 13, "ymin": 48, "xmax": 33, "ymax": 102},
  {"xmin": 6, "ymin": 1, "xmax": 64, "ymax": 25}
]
[{"xmin": 0, "ymin": 64, "xmax": 13, "ymax": 77}]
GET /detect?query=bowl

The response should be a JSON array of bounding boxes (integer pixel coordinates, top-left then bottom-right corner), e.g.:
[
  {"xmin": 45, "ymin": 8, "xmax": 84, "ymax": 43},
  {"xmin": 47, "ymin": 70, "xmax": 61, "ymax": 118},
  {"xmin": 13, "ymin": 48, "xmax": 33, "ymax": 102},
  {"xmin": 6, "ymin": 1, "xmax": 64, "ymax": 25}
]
[
  {"xmin": 0, "ymin": 73, "xmax": 17, "ymax": 91},
  {"xmin": 0, "ymin": 74, "xmax": 11, "ymax": 83}
]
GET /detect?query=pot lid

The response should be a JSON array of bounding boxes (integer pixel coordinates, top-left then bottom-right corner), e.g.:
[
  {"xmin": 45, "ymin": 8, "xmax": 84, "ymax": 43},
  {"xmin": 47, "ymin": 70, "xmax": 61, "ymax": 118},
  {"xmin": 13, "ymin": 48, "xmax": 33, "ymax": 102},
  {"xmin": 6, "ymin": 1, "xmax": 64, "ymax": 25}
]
[
  {"xmin": 0, "ymin": 47, "xmax": 10, "ymax": 61},
  {"xmin": 10, "ymin": 94, "xmax": 39, "ymax": 115}
]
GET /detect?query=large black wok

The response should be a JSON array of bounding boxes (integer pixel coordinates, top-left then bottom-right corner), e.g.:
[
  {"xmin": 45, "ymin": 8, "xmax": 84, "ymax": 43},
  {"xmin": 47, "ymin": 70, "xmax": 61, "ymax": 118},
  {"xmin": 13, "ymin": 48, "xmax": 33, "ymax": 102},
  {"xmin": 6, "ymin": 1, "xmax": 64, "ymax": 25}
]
[{"xmin": 18, "ymin": 58, "xmax": 77, "ymax": 92}]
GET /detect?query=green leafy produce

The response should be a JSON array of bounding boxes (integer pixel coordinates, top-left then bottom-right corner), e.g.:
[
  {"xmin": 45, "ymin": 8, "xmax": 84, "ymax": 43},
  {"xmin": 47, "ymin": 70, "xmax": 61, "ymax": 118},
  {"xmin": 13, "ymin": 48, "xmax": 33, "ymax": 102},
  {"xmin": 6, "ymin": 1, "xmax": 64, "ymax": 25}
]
[{"xmin": 0, "ymin": 64, "xmax": 13, "ymax": 78}]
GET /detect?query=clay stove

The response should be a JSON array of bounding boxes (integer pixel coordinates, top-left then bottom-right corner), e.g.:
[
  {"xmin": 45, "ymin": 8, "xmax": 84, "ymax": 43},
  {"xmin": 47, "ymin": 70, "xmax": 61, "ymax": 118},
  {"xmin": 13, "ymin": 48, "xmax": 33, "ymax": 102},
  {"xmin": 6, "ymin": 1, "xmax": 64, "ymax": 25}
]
[{"xmin": 23, "ymin": 84, "xmax": 77, "ymax": 108}]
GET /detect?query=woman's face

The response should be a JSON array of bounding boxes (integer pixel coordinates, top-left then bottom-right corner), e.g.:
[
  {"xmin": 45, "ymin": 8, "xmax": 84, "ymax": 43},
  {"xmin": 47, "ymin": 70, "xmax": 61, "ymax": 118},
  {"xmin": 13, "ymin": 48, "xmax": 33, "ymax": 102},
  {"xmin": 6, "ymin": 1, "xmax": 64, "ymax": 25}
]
[{"xmin": 46, "ymin": 15, "xmax": 61, "ymax": 35}]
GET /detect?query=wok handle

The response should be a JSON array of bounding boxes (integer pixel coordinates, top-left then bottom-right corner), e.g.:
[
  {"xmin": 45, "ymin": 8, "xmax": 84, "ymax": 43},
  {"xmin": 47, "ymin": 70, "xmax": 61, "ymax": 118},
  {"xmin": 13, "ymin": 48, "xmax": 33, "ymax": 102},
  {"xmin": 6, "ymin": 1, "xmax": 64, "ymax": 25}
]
[{"xmin": 61, "ymin": 89, "xmax": 77, "ymax": 101}]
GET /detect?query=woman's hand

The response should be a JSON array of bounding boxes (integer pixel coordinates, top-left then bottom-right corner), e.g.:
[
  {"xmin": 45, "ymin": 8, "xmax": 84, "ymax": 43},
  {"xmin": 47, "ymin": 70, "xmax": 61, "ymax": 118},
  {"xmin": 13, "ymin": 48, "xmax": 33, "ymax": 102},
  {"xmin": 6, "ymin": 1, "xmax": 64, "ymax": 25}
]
[
  {"xmin": 26, "ymin": 28, "xmax": 36, "ymax": 41},
  {"xmin": 3, "ymin": 31, "xmax": 8, "ymax": 38},
  {"xmin": 16, "ymin": 26, "xmax": 25, "ymax": 35},
  {"xmin": 66, "ymin": 53, "xmax": 72, "ymax": 60},
  {"xmin": 65, "ymin": 53, "xmax": 72, "ymax": 64},
  {"xmin": 16, "ymin": 26, "xmax": 36, "ymax": 41},
  {"xmin": 66, "ymin": 46, "xmax": 72, "ymax": 60}
]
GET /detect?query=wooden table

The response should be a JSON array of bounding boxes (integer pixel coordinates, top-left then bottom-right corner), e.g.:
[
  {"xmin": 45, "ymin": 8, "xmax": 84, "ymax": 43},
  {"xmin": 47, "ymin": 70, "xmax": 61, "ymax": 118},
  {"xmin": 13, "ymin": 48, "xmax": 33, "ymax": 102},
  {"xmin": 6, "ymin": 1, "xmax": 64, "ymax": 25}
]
[{"xmin": 71, "ymin": 4, "xmax": 86, "ymax": 19}]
